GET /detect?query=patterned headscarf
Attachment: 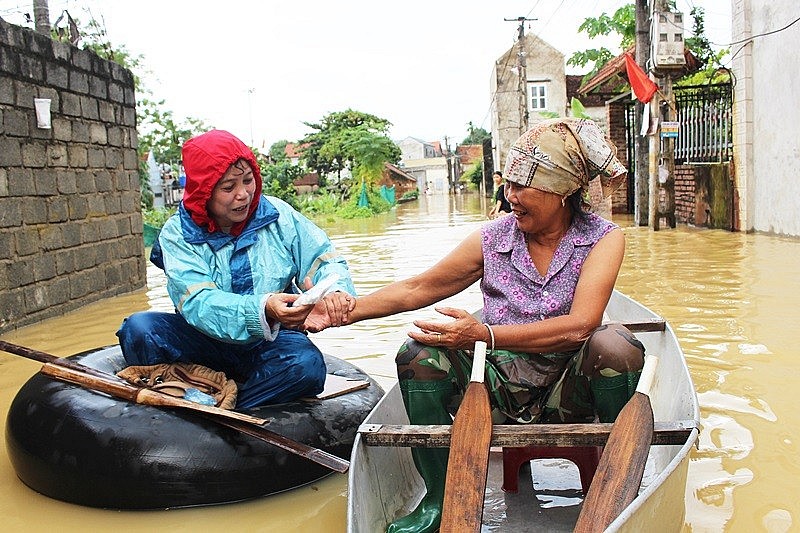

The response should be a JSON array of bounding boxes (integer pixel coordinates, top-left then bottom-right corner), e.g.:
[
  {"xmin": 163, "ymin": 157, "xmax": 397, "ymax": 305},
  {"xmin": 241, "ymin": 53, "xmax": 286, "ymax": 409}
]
[{"xmin": 503, "ymin": 118, "xmax": 627, "ymax": 203}]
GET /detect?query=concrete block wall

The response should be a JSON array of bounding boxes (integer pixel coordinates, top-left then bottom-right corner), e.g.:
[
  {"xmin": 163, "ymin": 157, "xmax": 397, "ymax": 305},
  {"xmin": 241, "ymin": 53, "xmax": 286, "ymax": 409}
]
[{"xmin": 0, "ymin": 19, "xmax": 146, "ymax": 334}]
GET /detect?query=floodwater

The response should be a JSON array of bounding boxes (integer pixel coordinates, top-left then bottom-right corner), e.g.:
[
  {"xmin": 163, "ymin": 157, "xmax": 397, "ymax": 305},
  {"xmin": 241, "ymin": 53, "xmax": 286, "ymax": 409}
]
[{"xmin": 1, "ymin": 193, "xmax": 799, "ymax": 532}]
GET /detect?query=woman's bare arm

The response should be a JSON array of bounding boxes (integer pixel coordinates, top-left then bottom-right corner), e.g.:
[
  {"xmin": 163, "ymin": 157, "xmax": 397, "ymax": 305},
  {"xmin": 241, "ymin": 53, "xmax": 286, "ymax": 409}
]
[
  {"xmin": 346, "ymin": 229, "xmax": 484, "ymax": 323},
  {"xmin": 409, "ymin": 228, "xmax": 626, "ymax": 353}
]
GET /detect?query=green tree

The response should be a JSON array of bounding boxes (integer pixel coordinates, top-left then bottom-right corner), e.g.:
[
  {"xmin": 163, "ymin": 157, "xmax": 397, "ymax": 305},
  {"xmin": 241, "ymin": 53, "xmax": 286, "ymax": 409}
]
[
  {"xmin": 462, "ymin": 160, "xmax": 484, "ymax": 188},
  {"xmin": 567, "ymin": 4, "xmax": 636, "ymax": 77},
  {"xmin": 269, "ymin": 140, "xmax": 290, "ymax": 163},
  {"xmin": 569, "ymin": 3, "xmax": 728, "ymax": 85},
  {"xmin": 137, "ymin": 101, "xmax": 209, "ymax": 167},
  {"xmin": 341, "ymin": 125, "xmax": 399, "ymax": 198},
  {"xmin": 677, "ymin": 7, "xmax": 731, "ymax": 86},
  {"xmin": 299, "ymin": 109, "xmax": 399, "ymax": 182},
  {"xmin": 462, "ymin": 122, "xmax": 491, "ymax": 145},
  {"xmin": 252, "ymin": 151, "xmax": 303, "ymax": 208}
]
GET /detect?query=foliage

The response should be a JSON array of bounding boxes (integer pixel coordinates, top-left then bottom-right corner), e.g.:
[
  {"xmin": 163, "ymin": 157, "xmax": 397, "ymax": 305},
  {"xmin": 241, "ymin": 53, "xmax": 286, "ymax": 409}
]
[
  {"xmin": 294, "ymin": 187, "xmax": 392, "ymax": 220},
  {"xmin": 462, "ymin": 122, "xmax": 491, "ymax": 145},
  {"xmin": 269, "ymin": 140, "xmax": 290, "ymax": 162},
  {"xmin": 462, "ymin": 160, "xmax": 484, "ymax": 188},
  {"xmin": 568, "ymin": 3, "xmax": 728, "ymax": 87},
  {"xmin": 299, "ymin": 109, "xmax": 400, "ymax": 181},
  {"xmin": 567, "ymin": 4, "xmax": 636, "ymax": 77},
  {"xmin": 137, "ymin": 100, "xmax": 209, "ymax": 167},
  {"xmin": 399, "ymin": 190, "xmax": 419, "ymax": 201},
  {"xmin": 677, "ymin": 7, "xmax": 731, "ymax": 86},
  {"xmin": 251, "ymin": 150, "xmax": 302, "ymax": 207},
  {"xmin": 341, "ymin": 125, "xmax": 399, "ymax": 190},
  {"xmin": 142, "ymin": 206, "xmax": 176, "ymax": 229},
  {"xmin": 294, "ymin": 192, "xmax": 341, "ymax": 215},
  {"xmin": 569, "ymin": 97, "xmax": 591, "ymax": 119},
  {"xmin": 337, "ymin": 187, "xmax": 392, "ymax": 219}
]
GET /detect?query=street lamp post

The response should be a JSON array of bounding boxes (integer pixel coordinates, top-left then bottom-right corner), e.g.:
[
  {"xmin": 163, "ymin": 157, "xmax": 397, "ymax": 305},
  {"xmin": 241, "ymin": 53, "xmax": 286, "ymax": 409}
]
[{"xmin": 247, "ymin": 88, "xmax": 255, "ymax": 147}]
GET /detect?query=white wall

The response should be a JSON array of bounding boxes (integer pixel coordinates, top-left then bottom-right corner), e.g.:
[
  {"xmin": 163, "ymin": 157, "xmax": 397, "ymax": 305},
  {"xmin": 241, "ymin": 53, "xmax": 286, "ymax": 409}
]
[
  {"xmin": 397, "ymin": 137, "xmax": 435, "ymax": 161},
  {"xmin": 491, "ymin": 34, "xmax": 566, "ymax": 174},
  {"xmin": 402, "ymin": 157, "xmax": 449, "ymax": 193},
  {"xmin": 732, "ymin": 0, "xmax": 800, "ymax": 236}
]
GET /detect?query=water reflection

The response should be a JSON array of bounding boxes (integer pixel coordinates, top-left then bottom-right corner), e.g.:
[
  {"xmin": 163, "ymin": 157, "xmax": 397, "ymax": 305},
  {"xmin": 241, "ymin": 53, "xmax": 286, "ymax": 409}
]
[{"xmin": 2, "ymin": 193, "xmax": 800, "ymax": 532}]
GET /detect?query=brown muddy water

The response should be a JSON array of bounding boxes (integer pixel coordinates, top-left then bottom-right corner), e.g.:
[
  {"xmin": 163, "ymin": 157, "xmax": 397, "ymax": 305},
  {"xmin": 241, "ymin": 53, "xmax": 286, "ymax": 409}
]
[{"xmin": 1, "ymin": 193, "xmax": 799, "ymax": 532}]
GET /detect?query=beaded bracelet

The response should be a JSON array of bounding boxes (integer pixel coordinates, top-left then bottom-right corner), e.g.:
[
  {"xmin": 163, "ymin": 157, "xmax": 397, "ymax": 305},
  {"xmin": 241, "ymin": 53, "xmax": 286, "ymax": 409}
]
[{"xmin": 483, "ymin": 323, "xmax": 495, "ymax": 354}]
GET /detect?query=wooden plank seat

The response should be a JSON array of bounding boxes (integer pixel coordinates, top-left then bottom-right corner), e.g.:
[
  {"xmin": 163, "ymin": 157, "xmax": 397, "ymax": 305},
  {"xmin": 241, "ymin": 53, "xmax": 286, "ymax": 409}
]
[{"xmin": 357, "ymin": 420, "xmax": 698, "ymax": 448}]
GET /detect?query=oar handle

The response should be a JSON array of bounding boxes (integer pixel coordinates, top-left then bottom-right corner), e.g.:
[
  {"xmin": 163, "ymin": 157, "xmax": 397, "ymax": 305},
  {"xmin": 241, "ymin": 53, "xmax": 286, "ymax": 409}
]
[
  {"xmin": 470, "ymin": 341, "xmax": 487, "ymax": 383},
  {"xmin": 635, "ymin": 355, "xmax": 659, "ymax": 395}
]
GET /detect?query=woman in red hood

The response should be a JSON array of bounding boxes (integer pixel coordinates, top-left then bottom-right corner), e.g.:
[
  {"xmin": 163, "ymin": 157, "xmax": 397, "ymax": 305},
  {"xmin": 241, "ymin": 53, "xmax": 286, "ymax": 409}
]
[{"xmin": 117, "ymin": 130, "xmax": 357, "ymax": 408}]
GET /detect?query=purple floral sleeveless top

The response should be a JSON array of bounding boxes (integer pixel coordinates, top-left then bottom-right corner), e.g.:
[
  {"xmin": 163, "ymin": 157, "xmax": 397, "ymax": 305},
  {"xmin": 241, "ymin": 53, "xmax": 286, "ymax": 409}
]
[{"xmin": 481, "ymin": 213, "xmax": 618, "ymax": 325}]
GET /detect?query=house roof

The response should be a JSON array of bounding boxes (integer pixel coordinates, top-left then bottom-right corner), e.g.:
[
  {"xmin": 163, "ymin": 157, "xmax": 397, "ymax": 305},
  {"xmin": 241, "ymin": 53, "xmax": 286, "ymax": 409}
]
[
  {"xmin": 384, "ymin": 162, "xmax": 418, "ymax": 183},
  {"xmin": 285, "ymin": 142, "xmax": 309, "ymax": 159},
  {"xmin": 293, "ymin": 172, "xmax": 319, "ymax": 186},
  {"xmin": 456, "ymin": 144, "xmax": 483, "ymax": 166},
  {"xmin": 566, "ymin": 75, "xmax": 607, "ymax": 107},
  {"xmin": 577, "ymin": 46, "xmax": 702, "ymax": 97}
]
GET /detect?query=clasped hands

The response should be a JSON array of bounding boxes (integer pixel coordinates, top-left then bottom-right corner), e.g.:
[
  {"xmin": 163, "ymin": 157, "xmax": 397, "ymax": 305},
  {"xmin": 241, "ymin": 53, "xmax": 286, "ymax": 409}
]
[{"xmin": 265, "ymin": 277, "xmax": 355, "ymax": 332}]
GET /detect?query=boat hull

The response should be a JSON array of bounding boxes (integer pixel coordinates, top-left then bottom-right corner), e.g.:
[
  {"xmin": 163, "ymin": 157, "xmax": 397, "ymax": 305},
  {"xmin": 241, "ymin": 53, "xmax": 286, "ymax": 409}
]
[
  {"xmin": 347, "ymin": 291, "xmax": 700, "ymax": 532},
  {"xmin": 6, "ymin": 345, "xmax": 383, "ymax": 509}
]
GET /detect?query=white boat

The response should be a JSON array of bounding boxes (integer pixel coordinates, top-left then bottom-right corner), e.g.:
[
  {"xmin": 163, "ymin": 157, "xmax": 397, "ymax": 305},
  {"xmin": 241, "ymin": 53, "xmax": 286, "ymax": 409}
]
[{"xmin": 346, "ymin": 290, "xmax": 700, "ymax": 532}]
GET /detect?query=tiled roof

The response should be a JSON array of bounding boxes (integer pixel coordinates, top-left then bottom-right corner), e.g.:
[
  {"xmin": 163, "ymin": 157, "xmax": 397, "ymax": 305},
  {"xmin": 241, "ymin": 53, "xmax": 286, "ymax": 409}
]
[
  {"xmin": 577, "ymin": 46, "xmax": 701, "ymax": 97},
  {"xmin": 456, "ymin": 144, "xmax": 483, "ymax": 165},
  {"xmin": 384, "ymin": 163, "xmax": 418, "ymax": 182},
  {"xmin": 285, "ymin": 142, "xmax": 310, "ymax": 159}
]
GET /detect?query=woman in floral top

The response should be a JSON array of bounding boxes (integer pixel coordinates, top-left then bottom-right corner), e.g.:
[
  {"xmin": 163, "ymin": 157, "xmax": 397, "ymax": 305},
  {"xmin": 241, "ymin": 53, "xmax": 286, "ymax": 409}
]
[{"xmin": 319, "ymin": 118, "xmax": 647, "ymax": 533}]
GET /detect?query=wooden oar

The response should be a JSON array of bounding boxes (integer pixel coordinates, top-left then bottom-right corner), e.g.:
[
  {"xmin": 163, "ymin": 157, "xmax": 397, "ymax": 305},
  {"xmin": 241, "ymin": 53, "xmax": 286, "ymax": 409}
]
[
  {"xmin": 440, "ymin": 340, "xmax": 492, "ymax": 533},
  {"xmin": 39, "ymin": 362, "xmax": 269, "ymax": 425},
  {"xmin": 573, "ymin": 355, "xmax": 659, "ymax": 533},
  {"xmin": 0, "ymin": 340, "xmax": 350, "ymax": 473}
]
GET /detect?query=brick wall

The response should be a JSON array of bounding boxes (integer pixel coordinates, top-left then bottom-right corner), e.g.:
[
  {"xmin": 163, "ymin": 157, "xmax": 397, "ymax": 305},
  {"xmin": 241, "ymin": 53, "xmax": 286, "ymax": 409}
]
[
  {"xmin": 0, "ymin": 19, "xmax": 146, "ymax": 334},
  {"xmin": 674, "ymin": 164, "xmax": 696, "ymax": 224},
  {"xmin": 607, "ymin": 103, "xmax": 630, "ymax": 214}
]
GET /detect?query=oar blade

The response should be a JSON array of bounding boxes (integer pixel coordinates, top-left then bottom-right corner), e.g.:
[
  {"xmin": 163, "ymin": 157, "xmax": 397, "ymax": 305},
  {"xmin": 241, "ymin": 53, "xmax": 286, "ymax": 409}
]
[
  {"xmin": 574, "ymin": 356, "xmax": 659, "ymax": 533},
  {"xmin": 441, "ymin": 341, "xmax": 492, "ymax": 533},
  {"xmin": 441, "ymin": 384, "xmax": 492, "ymax": 532},
  {"xmin": 574, "ymin": 394, "xmax": 654, "ymax": 532}
]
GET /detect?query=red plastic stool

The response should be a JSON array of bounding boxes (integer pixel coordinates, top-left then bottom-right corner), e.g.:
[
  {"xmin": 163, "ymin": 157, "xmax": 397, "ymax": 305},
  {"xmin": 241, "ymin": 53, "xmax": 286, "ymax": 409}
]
[{"xmin": 501, "ymin": 446, "xmax": 602, "ymax": 494}]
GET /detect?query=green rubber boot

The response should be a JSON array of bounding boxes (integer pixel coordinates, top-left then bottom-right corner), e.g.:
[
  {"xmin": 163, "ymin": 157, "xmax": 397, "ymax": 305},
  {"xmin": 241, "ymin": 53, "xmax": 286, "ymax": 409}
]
[
  {"xmin": 590, "ymin": 370, "xmax": 641, "ymax": 423},
  {"xmin": 386, "ymin": 379, "xmax": 453, "ymax": 533}
]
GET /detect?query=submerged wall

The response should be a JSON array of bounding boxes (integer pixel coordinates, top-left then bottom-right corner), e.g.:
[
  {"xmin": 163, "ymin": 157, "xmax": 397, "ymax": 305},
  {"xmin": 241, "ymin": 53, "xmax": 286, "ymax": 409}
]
[{"xmin": 0, "ymin": 19, "xmax": 146, "ymax": 334}]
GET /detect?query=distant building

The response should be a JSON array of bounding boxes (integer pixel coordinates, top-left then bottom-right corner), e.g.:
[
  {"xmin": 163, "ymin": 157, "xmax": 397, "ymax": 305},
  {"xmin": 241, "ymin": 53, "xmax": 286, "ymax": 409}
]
[
  {"xmin": 284, "ymin": 142, "xmax": 309, "ymax": 166},
  {"xmin": 396, "ymin": 136, "xmax": 449, "ymax": 193},
  {"xmin": 382, "ymin": 163, "xmax": 419, "ymax": 199},
  {"xmin": 491, "ymin": 33, "xmax": 568, "ymax": 170}
]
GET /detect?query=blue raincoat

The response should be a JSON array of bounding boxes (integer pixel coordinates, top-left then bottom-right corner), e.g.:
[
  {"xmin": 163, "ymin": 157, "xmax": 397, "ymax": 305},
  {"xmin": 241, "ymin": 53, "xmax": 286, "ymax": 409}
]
[{"xmin": 117, "ymin": 130, "xmax": 355, "ymax": 408}]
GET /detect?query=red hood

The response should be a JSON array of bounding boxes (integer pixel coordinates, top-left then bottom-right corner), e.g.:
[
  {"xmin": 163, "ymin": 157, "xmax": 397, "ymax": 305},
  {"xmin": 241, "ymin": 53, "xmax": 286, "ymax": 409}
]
[{"xmin": 181, "ymin": 130, "xmax": 262, "ymax": 236}]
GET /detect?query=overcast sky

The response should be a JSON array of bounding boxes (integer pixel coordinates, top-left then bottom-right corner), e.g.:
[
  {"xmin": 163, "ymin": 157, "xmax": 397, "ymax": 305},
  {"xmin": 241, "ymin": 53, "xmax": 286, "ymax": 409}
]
[{"xmin": 2, "ymin": 0, "xmax": 731, "ymax": 149}]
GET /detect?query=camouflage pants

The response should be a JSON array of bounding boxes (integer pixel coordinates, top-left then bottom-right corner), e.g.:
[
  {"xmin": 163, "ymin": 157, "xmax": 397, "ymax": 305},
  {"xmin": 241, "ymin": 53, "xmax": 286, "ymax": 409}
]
[{"xmin": 395, "ymin": 323, "xmax": 645, "ymax": 424}]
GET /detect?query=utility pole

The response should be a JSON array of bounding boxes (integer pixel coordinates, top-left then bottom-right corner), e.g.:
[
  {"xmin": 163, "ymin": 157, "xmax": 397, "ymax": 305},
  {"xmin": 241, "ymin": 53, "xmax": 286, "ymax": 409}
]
[
  {"xmin": 505, "ymin": 16, "xmax": 536, "ymax": 136},
  {"xmin": 634, "ymin": 0, "xmax": 650, "ymax": 226},
  {"xmin": 33, "ymin": 0, "xmax": 50, "ymax": 35},
  {"xmin": 648, "ymin": 0, "xmax": 680, "ymax": 230}
]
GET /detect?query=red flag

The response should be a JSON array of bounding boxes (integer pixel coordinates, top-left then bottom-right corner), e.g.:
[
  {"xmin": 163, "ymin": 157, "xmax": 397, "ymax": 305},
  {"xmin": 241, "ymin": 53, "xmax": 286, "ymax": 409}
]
[{"xmin": 624, "ymin": 53, "xmax": 657, "ymax": 104}]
